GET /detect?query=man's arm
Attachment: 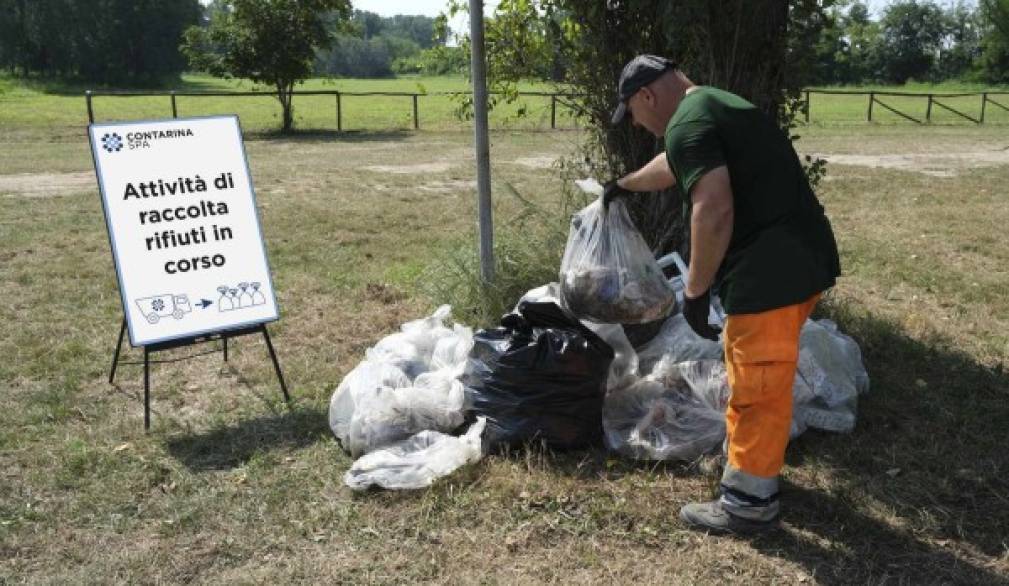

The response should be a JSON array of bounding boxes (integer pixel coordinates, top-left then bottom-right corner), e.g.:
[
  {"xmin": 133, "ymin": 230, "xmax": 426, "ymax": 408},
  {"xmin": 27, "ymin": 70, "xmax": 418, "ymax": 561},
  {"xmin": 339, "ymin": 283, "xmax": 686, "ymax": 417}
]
[
  {"xmin": 684, "ymin": 165, "xmax": 733, "ymax": 298},
  {"xmin": 618, "ymin": 152, "xmax": 676, "ymax": 192}
]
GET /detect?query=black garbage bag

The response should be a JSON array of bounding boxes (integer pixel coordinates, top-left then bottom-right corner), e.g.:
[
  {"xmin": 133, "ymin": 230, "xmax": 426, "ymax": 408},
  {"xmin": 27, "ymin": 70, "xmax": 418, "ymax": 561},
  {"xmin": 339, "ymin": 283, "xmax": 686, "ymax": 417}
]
[{"xmin": 462, "ymin": 300, "xmax": 615, "ymax": 450}]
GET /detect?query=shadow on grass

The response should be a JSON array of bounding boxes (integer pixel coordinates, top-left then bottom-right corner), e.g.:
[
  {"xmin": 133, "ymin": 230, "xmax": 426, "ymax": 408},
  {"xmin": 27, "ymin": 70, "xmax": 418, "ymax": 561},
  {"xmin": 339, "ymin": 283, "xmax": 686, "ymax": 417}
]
[
  {"xmin": 743, "ymin": 300, "xmax": 1009, "ymax": 583},
  {"xmin": 164, "ymin": 406, "xmax": 331, "ymax": 472}
]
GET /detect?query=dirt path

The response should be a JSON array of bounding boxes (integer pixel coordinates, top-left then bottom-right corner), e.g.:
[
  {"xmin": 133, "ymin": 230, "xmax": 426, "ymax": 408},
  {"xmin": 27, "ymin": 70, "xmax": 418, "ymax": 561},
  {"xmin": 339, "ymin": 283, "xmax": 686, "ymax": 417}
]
[
  {"xmin": 817, "ymin": 149, "xmax": 1009, "ymax": 177},
  {"xmin": 0, "ymin": 171, "xmax": 95, "ymax": 197}
]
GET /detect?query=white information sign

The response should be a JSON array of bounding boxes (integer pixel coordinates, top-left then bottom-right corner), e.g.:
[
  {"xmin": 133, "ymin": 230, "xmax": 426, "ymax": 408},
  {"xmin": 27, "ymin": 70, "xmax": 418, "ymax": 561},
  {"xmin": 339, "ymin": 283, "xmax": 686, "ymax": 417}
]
[{"xmin": 89, "ymin": 115, "xmax": 279, "ymax": 347}]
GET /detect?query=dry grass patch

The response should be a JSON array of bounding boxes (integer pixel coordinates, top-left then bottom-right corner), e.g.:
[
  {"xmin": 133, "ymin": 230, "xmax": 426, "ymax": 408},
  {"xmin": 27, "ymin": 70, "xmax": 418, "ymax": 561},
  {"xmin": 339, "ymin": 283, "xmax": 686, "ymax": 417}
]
[{"xmin": 1, "ymin": 126, "xmax": 1008, "ymax": 583}]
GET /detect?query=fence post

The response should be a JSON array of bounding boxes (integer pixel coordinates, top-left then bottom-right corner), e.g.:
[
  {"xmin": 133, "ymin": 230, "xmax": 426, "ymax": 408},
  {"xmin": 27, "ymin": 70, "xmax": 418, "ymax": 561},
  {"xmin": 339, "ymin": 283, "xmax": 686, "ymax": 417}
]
[
  {"xmin": 85, "ymin": 90, "xmax": 94, "ymax": 124},
  {"xmin": 926, "ymin": 94, "xmax": 932, "ymax": 123},
  {"xmin": 867, "ymin": 91, "xmax": 874, "ymax": 122},
  {"xmin": 171, "ymin": 91, "xmax": 178, "ymax": 119},
  {"xmin": 551, "ymin": 95, "xmax": 557, "ymax": 129},
  {"xmin": 336, "ymin": 92, "xmax": 342, "ymax": 132},
  {"xmin": 981, "ymin": 92, "xmax": 987, "ymax": 124},
  {"xmin": 412, "ymin": 94, "xmax": 419, "ymax": 130},
  {"xmin": 804, "ymin": 90, "xmax": 810, "ymax": 124}
]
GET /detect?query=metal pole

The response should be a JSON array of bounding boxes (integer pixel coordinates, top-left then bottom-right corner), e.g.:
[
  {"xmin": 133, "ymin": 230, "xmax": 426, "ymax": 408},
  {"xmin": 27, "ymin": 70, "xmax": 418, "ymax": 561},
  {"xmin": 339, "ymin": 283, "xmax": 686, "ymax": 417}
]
[
  {"xmin": 804, "ymin": 90, "xmax": 810, "ymax": 124},
  {"xmin": 223, "ymin": 336, "xmax": 228, "ymax": 362},
  {"xmin": 261, "ymin": 326, "xmax": 291, "ymax": 403},
  {"xmin": 336, "ymin": 92, "xmax": 342, "ymax": 131},
  {"xmin": 143, "ymin": 346, "xmax": 151, "ymax": 431},
  {"xmin": 868, "ymin": 92, "xmax": 874, "ymax": 122},
  {"xmin": 412, "ymin": 94, "xmax": 419, "ymax": 130},
  {"xmin": 551, "ymin": 95, "xmax": 557, "ymax": 129},
  {"xmin": 469, "ymin": 0, "xmax": 494, "ymax": 284},
  {"xmin": 109, "ymin": 318, "xmax": 126, "ymax": 383},
  {"xmin": 926, "ymin": 94, "xmax": 932, "ymax": 122},
  {"xmin": 171, "ymin": 91, "xmax": 178, "ymax": 119},
  {"xmin": 86, "ymin": 90, "xmax": 94, "ymax": 123},
  {"xmin": 981, "ymin": 92, "xmax": 987, "ymax": 124}
]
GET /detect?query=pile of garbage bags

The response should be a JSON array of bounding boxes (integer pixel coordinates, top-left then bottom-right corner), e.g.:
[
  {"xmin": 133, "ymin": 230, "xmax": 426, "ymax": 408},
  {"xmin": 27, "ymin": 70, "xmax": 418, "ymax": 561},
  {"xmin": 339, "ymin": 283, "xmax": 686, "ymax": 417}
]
[
  {"xmin": 328, "ymin": 185, "xmax": 869, "ymax": 490},
  {"xmin": 328, "ymin": 305, "xmax": 483, "ymax": 490},
  {"xmin": 601, "ymin": 311, "xmax": 870, "ymax": 461}
]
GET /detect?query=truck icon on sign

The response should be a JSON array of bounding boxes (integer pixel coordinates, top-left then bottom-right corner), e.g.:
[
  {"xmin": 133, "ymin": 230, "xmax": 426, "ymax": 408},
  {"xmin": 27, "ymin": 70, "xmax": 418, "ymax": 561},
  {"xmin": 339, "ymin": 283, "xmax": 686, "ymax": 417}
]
[{"xmin": 135, "ymin": 294, "xmax": 192, "ymax": 324}]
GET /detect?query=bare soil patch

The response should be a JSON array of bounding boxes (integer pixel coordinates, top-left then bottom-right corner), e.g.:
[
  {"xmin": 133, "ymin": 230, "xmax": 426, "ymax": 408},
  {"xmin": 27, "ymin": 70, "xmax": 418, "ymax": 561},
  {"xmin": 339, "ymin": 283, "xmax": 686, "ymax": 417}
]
[
  {"xmin": 0, "ymin": 171, "xmax": 94, "ymax": 197},
  {"xmin": 817, "ymin": 149, "xmax": 1009, "ymax": 177}
]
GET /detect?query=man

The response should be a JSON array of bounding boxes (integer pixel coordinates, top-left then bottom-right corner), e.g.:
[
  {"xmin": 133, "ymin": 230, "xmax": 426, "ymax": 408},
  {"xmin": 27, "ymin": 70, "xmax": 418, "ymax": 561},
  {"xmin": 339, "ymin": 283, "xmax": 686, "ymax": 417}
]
[{"xmin": 605, "ymin": 55, "xmax": 841, "ymax": 534}]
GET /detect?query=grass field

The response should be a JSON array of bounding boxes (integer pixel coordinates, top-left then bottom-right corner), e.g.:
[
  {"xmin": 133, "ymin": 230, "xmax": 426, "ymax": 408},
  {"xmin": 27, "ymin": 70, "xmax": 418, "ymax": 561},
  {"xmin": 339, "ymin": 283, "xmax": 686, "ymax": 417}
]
[
  {"xmin": 2, "ymin": 75, "xmax": 1009, "ymax": 582},
  {"xmin": 3, "ymin": 74, "xmax": 1009, "ymax": 135}
]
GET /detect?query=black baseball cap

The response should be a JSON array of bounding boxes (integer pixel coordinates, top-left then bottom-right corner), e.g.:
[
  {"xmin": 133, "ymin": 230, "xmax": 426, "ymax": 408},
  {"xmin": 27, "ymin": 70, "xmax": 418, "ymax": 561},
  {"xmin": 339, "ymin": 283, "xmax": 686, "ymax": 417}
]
[{"xmin": 611, "ymin": 54, "xmax": 676, "ymax": 125}]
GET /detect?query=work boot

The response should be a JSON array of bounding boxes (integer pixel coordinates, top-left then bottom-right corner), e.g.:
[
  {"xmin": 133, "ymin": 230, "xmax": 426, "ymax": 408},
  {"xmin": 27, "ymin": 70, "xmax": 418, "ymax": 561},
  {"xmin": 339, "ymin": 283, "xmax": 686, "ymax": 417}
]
[{"xmin": 679, "ymin": 498, "xmax": 779, "ymax": 535}]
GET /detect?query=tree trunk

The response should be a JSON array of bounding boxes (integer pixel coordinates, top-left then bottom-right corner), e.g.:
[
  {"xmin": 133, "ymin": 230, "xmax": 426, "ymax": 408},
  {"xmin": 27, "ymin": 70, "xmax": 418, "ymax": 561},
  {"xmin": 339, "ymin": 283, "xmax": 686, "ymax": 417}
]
[{"xmin": 277, "ymin": 82, "xmax": 295, "ymax": 133}]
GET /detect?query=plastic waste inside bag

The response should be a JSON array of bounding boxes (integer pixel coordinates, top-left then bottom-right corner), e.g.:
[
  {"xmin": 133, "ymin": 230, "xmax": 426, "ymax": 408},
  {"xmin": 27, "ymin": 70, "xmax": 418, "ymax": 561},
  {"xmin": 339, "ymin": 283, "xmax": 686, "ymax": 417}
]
[
  {"xmin": 634, "ymin": 314, "xmax": 723, "ymax": 374},
  {"xmin": 329, "ymin": 305, "xmax": 472, "ymax": 457},
  {"xmin": 791, "ymin": 319, "xmax": 870, "ymax": 434},
  {"xmin": 462, "ymin": 299, "xmax": 614, "ymax": 450},
  {"xmin": 558, "ymin": 180, "xmax": 677, "ymax": 324},
  {"xmin": 603, "ymin": 360, "xmax": 729, "ymax": 461},
  {"xmin": 344, "ymin": 417, "xmax": 487, "ymax": 491}
]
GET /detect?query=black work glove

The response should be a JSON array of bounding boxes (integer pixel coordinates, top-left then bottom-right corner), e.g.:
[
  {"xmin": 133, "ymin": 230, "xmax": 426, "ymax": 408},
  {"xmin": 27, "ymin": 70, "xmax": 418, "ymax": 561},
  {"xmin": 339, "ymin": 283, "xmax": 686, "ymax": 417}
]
[
  {"xmin": 683, "ymin": 289, "xmax": 721, "ymax": 341},
  {"xmin": 602, "ymin": 180, "xmax": 632, "ymax": 209}
]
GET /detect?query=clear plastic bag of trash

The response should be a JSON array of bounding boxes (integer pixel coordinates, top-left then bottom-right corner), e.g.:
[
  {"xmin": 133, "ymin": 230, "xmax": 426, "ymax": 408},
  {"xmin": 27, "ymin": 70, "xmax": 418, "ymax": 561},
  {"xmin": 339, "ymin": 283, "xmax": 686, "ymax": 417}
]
[
  {"xmin": 634, "ymin": 314, "xmax": 723, "ymax": 373},
  {"xmin": 603, "ymin": 360, "xmax": 730, "ymax": 461},
  {"xmin": 345, "ymin": 417, "xmax": 487, "ymax": 491},
  {"xmin": 792, "ymin": 319, "xmax": 870, "ymax": 434},
  {"xmin": 365, "ymin": 304, "xmax": 456, "ymax": 378},
  {"xmin": 558, "ymin": 180, "xmax": 677, "ymax": 324},
  {"xmin": 329, "ymin": 305, "xmax": 473, "ymax": 456}
]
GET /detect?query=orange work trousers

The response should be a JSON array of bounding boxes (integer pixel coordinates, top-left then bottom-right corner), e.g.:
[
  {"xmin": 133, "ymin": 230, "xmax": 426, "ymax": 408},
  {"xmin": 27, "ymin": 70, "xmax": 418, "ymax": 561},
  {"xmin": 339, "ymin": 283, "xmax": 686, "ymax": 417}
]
[{"xmin": 723, "ymin": 293, "xmax": 820, "ymax": 481}]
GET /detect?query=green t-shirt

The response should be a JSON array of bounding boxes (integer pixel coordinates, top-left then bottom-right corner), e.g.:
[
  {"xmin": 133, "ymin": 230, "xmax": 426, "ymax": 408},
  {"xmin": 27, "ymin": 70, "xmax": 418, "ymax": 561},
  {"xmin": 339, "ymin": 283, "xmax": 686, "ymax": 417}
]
[{"xmin": 664, "ymin": 87, "xmax": 841, "ymax": 315}]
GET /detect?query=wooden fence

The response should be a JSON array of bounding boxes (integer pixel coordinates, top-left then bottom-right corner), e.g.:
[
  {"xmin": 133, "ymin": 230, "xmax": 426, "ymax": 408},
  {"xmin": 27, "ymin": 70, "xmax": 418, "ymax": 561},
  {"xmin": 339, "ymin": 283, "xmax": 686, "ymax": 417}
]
[
  {"xmin": 803, "ymin": 89, "xmax": 1009, "ymax": 124},
  {"xmin": 84, "ymin": 89, "xmax": 582, "ymax": 129},
  {"xmin": 85, "ymin": 88, "xmax": 1009, "ymax": 129}
]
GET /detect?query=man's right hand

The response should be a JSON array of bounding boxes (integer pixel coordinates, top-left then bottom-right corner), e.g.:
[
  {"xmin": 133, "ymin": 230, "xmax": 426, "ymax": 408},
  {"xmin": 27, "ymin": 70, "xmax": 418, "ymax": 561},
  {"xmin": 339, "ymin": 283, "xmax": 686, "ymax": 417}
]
[{"xmin": 602, "ymin": 180, "xmax": 632, "ymax": 209}]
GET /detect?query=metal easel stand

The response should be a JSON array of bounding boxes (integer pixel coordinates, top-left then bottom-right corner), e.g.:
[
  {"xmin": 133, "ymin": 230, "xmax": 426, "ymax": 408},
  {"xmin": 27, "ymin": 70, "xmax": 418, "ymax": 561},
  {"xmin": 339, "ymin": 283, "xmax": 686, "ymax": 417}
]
[{"xmin": 108, "ymin": 318, "xmax": 291, "ymax": 431}]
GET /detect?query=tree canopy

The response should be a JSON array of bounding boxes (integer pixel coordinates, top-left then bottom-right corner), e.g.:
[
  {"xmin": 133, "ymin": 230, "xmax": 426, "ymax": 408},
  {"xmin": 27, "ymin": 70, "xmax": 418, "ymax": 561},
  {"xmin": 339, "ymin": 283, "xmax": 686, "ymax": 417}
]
[{"xmin": 181, "ymin": 0, "xmax": 351, "ymax": 132}]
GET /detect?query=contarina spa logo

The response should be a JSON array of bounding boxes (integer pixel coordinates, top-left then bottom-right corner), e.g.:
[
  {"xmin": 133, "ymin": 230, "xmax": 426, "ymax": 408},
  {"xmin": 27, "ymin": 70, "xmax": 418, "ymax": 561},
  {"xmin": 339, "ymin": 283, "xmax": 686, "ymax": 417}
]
[
  {"xmin": 101, "ymin": 133, "xmax": 123, "ymax": 153},
  {"xmin": 102, "ymin": 127, "xmax": 195, "ymax": 152}
]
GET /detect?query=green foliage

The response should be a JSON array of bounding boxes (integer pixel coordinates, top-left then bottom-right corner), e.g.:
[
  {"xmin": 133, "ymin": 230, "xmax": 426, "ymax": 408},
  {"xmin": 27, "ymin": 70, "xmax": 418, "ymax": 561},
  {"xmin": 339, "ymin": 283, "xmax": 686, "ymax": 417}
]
[
  {"xmin": 418, "ymin": 183, "xmax": 575, "ymax": 327},
  {"xmin": 182, "ymin": 0, "xmax": 351, "ymax": 131},
  {"xmin": 980, "ymin": 0, "xmax": 1009, "ymax": 82},
  {"xmin": 879, "ymin": 1, "xmax": 949, "ymax": 83},
  {"xmin": 314, "ymin": 10, "xmax": 442, "ymax": 78},
  {"xmin": 448, "ymin": 0, "xmax": 826, "ymax": 255},
  {"xmin": 0, "ymin": 0, "xmax": 200, "ymax": 84}
]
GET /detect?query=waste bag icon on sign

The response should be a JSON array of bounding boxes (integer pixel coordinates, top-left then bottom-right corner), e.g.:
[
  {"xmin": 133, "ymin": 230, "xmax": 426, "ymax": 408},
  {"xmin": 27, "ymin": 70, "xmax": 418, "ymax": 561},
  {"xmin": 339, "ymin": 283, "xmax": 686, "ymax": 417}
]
[{"xmin": 135, "ymin": 294, "xmax": 192, "ymax": 324}]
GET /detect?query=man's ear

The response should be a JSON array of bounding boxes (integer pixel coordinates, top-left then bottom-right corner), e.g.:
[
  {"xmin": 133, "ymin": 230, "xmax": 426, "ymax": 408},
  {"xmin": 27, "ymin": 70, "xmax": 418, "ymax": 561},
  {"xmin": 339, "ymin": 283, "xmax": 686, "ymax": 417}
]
[{"xmin": 639, "ymin": 86, "xmax": 656, "ymax": 107}]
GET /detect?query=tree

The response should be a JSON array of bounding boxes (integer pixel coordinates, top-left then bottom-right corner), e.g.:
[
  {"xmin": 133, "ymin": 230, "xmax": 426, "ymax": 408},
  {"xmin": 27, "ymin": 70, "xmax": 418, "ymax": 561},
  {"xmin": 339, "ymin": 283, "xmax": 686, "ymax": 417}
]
[
  {"xmin": 878, "ymin": 0, "xmax": 948, "ymax": 83},
  {"xmin": 979, "ymin": 0, "xmax": 1009, "ymax": 82},
  {"xmin": 0, "ymin": 0, "xmax": 199, "ymax": 83},
  {"xmin": 182, "ymin": 0, "xmax": 351, "ymax": 132},
  {"xmin": 452, "ymin": 0, "xmax": 829, "ymax": 255}
]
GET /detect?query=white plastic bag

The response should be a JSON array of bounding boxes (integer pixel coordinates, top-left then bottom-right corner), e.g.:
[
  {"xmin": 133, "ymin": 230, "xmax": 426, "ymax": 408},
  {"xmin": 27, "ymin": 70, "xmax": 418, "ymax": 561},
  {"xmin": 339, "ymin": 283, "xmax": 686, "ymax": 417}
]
[
  {"xmin": 792, "ymin": 319, "xmax": 870, "ymax": 434},
  {"xmin": 635, "ymin": 314, "xmax": 723, "ymax": 373},
  {"xmin": 344, "ymin": 417, "xmax": 487, "ymax": 491},
  {"xmin": 559, "ymin": 189, "xmax": 676, "ymax": 324},
  {"xmin": 329, "ymin": 305, "xmax": 471, "ymax": 457},
  {"xmin": 329, "ymin": 361, "xmax": 412, "ymax": 448},
  {"xmin": 336, "ymin": 377, "xmax": 466, "ymax": 457}
]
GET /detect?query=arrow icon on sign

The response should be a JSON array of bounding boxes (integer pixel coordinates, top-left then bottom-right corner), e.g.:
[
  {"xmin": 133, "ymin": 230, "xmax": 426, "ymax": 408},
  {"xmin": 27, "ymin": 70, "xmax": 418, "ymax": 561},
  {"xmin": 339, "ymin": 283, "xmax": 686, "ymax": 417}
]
[{"xmin": 197, "ymin": 299, "xmax": 213, "ymax": 309}]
